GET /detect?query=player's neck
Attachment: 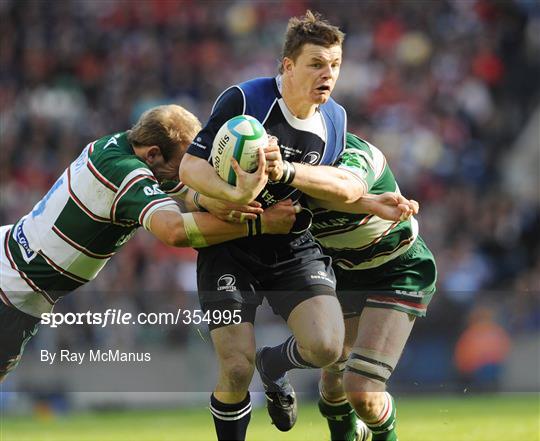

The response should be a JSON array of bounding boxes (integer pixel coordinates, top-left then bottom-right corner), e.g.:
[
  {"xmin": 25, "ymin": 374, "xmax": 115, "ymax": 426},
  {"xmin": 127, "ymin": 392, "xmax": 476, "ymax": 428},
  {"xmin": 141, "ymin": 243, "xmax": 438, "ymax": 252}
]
[{"xmin": 281, "ymin": 80, "xmax": 317, "ymax": 119}]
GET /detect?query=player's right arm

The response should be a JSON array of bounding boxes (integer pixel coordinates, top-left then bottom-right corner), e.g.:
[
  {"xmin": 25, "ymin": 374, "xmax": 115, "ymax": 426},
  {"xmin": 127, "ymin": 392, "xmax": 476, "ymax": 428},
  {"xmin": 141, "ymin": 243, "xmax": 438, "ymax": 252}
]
[
  {"xmin": 179, "ymin": 87, "xmax": 267, "ymax": 204},
  {"xmin": 180, "ymin": 150, "xmax": 268, "ymax": 205},
  {"xmin": 148, "ymin": 201, "xmax": 297, "ymax": 248}
]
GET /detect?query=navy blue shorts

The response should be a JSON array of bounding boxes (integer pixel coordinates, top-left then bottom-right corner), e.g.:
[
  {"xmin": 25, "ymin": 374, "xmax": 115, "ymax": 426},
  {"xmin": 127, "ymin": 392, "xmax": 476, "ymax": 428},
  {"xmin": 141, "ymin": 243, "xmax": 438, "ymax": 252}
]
[{"xmin": 196, "ymin": 232, "xmax": 336, "ymax": 327}]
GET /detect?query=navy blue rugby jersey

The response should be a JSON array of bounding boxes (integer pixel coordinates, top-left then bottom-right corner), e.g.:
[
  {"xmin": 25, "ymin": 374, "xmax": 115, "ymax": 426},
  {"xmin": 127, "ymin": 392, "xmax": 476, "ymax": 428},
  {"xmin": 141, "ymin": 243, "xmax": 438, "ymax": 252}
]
[{"xmin": 187, "ymin": 76, "xmax": 347, "ymax": 247}]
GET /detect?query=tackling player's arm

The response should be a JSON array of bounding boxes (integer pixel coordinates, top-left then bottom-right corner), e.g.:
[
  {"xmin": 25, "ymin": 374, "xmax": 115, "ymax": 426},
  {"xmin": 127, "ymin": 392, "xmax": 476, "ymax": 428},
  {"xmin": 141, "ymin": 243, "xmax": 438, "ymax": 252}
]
[
  {"xmin": 160, "ymin": 178, "xmax": 264, "ymax": 222},
  {"xmin": 184, "ymin": 188, "xmax": 264, "ymax": 223},
  {"xmin": 313, "ymin": 192, "xmax": 419, "ymax": 222},
  {"xmin": 148, "ymin": 201, "xmax": 297, "ymax": 248},
  {"xmin": 116, "ymin": 165, "xmax": 294, "ymax": 248}
]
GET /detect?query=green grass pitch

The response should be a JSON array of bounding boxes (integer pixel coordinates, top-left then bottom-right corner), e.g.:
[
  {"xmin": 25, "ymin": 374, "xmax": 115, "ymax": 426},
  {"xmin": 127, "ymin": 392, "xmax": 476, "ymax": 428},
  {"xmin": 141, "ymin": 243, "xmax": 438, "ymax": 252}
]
[{"xmin": 1, "ymin": 394, "xmax": 538, "ymax": 441}]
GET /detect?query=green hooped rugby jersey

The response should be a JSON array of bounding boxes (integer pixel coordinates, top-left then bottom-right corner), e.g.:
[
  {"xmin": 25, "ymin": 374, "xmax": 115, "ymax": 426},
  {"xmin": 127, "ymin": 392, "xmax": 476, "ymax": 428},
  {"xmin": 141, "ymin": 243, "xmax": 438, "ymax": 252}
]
[
  {"xmin": 1, "ymin": 132, "xmax": 181, "ymax": 317},
  {"xmin": 309, "ymin": 133, "xmax": 418, "ymax": 271}
]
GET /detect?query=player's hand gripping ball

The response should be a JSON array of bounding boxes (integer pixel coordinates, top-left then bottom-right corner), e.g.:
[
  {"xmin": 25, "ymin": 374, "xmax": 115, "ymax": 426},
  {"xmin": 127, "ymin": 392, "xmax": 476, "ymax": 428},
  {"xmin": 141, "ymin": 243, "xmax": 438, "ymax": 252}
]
[{"xmin": 211, "ymin": 115, "xmax": 268, "ymax": 185}]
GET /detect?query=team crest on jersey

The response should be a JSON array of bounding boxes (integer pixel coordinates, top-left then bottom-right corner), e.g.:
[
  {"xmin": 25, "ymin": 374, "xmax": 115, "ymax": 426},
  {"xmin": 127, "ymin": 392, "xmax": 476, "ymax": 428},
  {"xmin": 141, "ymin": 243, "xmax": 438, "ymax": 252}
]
[
  {"xmin": 302, "ymin": 151, "xmax": 320, "ymax": 164},
  {"xmin": 14, "ymin": 220, "xmax": 36, "ymax": 263},
  {"xmin": 217, "ymin": 274, "xmax": 237, "ymax": 292}
]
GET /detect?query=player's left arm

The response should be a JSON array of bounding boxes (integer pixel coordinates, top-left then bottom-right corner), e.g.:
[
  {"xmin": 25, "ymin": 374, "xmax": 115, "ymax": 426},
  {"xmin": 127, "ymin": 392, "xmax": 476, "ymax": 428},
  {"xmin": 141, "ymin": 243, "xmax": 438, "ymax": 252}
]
[
  {"xmin": 288, "ymin": 163, "xmax": 366, "ymax": 203},
  {"xmin": 291, "ymin": 133, "xmax": 418, "ymax": 221},
  {"xmin": 265, "ymin": 138, "xmax": 365, "ymax": 204}
]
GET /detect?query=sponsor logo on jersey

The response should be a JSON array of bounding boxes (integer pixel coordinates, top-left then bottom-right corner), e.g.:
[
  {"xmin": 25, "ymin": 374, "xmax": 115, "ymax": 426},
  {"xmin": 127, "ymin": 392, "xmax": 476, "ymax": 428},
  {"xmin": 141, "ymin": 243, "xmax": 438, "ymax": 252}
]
[
  {"xmin": 302, "ymin": 151, "xmax": 320, "ymax": 164},
  {"xmin": 115, "ymin": 230, "xmax": 137, "ymax": 247},
  {"xmin": 260, "ymin": 189, "xmax": 279, "ymax": 206},
  {"xmin": 143, "ymin": 184, "xmax": 165, "ymax": 196},
  {"xmin": 217, "ymin": 274, "xmax": 237, "ymax": 292},
  {"xmin": 395, "ymin": 290, "xmax": 425, "ymax": 298},
  {"xmin": 312, "ymin": 217, "xmax": 352, "ymax": 231},
  {"xmin": 191, "ymin": 137, "xmax": 207, "ymax": 150},
  {"xmin": 14, "ymin": 220, "xmax": 36, "ymax": 263},
  {"xmin": 280, "ymin": 145, "xmax": 303, "ymax": 158},
  {"xmin": 309, "ymin": 270, "xmax": 334, "ymax": 285}
]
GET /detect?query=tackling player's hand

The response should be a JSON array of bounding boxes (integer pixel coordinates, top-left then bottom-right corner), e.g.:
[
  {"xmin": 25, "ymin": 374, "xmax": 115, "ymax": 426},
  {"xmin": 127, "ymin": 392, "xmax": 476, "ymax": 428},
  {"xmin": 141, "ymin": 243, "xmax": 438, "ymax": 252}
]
[
  {"xmin": 230, "ymin": 147, "xmax": 269, "ymax": 205},
  {"xmin": 261, "ymin": 199, "xmax": 300, "ymax": 234},
  {"xmin": 198, "ymin": 194, "xmax": 264, "ymax": 223},
  {"xmin": 363, "ymin": 192, "xmax": 419, "ymax": 222},
  {"xmin": 265, "ymin": 136, "xmax": 284, "ymax": 182}
]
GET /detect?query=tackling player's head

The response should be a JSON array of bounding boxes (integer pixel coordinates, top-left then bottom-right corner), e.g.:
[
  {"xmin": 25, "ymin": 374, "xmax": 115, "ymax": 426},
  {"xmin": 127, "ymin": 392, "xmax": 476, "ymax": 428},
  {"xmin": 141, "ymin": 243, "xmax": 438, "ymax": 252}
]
[
  {"xmin": 279, "ymin": 10, "xmax": 344, "ymax": 112},
  {"xmin": 128, "ymin": 104, "xmax": 201, "ymax": 183}
]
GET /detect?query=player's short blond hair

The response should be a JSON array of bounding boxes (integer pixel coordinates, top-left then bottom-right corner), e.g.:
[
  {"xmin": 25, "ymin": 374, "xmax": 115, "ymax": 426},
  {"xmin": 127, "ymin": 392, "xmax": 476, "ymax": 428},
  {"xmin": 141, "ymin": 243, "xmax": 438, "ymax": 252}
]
[
  {"xmin": 279, "ymin": 10, "xmax": 345, "ymax": 74},
  {"xmin": 127, "ymin": 105, "xmax": 201, "ymax": 162}
]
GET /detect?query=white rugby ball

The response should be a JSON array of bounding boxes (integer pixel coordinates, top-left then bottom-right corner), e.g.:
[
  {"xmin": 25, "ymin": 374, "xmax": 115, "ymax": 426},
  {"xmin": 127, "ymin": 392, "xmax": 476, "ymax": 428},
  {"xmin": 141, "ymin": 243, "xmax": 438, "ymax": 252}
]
[{"xmin": 211, "ymin": 115, "xmax": 268, "ymax": 185}]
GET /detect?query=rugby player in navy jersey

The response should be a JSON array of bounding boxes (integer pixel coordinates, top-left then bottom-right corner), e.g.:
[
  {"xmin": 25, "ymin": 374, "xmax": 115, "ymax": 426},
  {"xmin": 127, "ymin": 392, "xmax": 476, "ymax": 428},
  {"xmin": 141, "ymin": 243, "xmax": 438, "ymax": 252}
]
[{"xmin": 179, "ymin": 10, "xmax": 367, "ymax": 440}]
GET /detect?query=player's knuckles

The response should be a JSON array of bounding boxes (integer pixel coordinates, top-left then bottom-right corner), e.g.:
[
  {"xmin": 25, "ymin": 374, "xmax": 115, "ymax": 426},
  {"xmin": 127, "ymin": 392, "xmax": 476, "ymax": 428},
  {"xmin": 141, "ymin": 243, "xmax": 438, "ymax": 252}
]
[{"xmin": 266, "ymin": 137, "xmax": 278, "ymax": 148}]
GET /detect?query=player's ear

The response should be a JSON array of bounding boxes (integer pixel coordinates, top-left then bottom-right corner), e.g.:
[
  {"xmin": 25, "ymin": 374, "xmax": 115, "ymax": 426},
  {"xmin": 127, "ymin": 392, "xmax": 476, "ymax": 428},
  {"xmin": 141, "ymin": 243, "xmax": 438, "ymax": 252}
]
[
  {"xmin": 282, "ymin": 57, "xmax": 294, "ymax": 75},
  {"xmin": 144, "ymin": 146, "xmax": 163, "ymax": 165}
]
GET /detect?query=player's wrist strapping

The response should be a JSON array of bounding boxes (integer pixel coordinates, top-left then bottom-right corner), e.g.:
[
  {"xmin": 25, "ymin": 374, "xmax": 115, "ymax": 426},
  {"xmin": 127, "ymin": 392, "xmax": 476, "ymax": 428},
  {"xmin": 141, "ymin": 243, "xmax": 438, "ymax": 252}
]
[
  {"xmin": 272, "ymin": 161, "xmax": 296, "ymax": 185},
  {"xmin": 246, "ymin": 214, "xmax": 263, "ymax": 237},
  {"xmin": 192, "ymin": 191, "xmax": 207, "ymax": 212}
]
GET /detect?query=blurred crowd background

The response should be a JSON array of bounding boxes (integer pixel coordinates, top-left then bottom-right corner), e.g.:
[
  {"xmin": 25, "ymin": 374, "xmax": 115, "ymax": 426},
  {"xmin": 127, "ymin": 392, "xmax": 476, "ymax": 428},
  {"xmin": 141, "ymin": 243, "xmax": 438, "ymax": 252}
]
[{"xmin": 1, "ymin": 0, "xmax": 539, "ymax": 399}]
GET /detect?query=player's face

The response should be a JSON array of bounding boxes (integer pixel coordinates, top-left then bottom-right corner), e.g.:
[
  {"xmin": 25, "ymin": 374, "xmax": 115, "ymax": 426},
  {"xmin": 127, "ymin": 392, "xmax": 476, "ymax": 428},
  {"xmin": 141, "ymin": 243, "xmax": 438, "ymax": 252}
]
[
  {"xmin": 285, "ymin": 43, "xmax": 342, "ymax": 105},
  {"xmin": 147, "ymin": 147, "xmax": 183, "ymax": 185}
]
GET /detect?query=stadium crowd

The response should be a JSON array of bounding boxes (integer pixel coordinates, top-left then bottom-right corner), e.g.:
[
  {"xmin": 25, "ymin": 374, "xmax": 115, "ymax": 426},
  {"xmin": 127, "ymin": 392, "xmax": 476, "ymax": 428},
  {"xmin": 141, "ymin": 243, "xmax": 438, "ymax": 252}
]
[{"xmin": 1, "ymin": 0, "xmax": 539, "ymax": 384}]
